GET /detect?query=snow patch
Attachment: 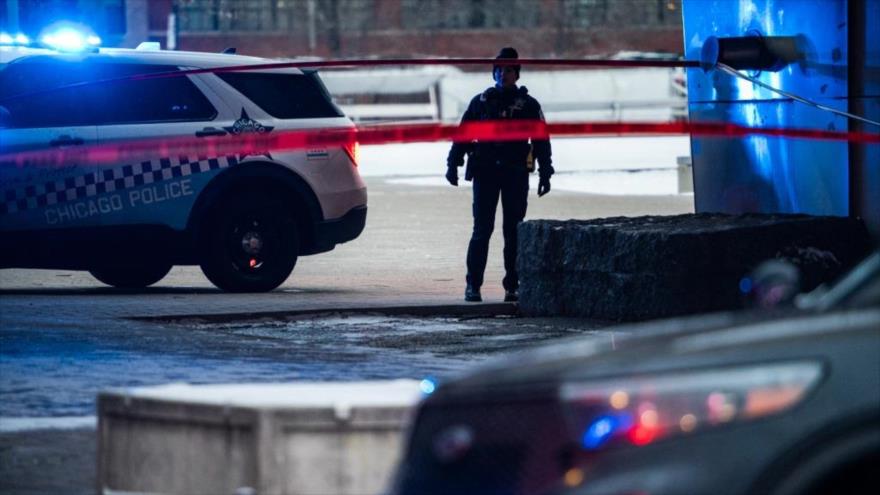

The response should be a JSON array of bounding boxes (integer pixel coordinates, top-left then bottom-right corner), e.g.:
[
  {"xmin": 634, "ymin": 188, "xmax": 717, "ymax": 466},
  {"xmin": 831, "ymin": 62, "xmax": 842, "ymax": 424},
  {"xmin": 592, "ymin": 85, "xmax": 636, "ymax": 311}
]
[
  {"xmin": 0, "ymin": 416, "xmax": 96, "ymax": 432},
  {"xmin": 114, "ymin": 380, "xmax": 424, "ymax": 419},
  {"xmin": 360, "ymin": 136, "xmax": 691, "ymax": 195}
]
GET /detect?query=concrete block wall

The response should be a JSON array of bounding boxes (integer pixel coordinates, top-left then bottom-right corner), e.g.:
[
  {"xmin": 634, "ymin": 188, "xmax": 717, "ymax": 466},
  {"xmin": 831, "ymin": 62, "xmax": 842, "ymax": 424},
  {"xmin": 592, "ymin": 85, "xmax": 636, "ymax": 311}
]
[{"xmin": 517, "ymin": 214, "xmax": 872, "ymax": 321}]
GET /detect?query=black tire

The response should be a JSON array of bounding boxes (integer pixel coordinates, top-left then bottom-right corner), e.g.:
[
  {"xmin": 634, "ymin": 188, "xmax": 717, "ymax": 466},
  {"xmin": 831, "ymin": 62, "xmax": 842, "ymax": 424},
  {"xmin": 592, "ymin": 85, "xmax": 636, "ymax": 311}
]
[
  {"xmin": 198, "ymin": 189, "xmax": 298, "ymax": 292},
  {"xmin": 89, "ymin": 263, "xmax": 172, "ymax": 289}
]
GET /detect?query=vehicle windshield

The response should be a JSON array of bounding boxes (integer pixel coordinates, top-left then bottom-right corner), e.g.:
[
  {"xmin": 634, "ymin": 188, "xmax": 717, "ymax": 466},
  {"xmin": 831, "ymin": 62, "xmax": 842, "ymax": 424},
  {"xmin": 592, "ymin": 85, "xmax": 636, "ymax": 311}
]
[{"xmin": 799, "ymin": 251, "xmax": 880, "ymax": 311}]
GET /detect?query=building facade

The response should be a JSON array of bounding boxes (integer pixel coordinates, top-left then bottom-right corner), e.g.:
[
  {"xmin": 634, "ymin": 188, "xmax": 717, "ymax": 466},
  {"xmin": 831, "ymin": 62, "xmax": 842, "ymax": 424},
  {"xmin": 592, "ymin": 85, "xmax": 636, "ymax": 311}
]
[{"xmin": 144, "ymin": 0, "xmax": 682, "ymax": 58}]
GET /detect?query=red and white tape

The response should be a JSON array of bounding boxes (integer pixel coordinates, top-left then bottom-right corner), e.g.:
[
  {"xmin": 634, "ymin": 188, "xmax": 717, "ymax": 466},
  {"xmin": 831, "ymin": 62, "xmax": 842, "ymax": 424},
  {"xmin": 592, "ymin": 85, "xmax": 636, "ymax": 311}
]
[{"xmin": 2, "ymin": 120, "xmax": 877, "ymax": 169}]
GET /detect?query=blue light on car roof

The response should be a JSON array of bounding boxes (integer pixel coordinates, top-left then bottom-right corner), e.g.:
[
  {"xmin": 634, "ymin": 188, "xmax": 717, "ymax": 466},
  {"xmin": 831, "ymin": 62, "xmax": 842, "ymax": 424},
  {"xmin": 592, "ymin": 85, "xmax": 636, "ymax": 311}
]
[
  {"xmin": 40, "ymin": 26, "xmax": 100, "ymax": 52},
  {"xmin": 0, "ymin": 32, "xmax": 30, "ymax": 45},
  {"xmin": 419, "ymin": 378, "xmax": 436, "ymax": 395}
]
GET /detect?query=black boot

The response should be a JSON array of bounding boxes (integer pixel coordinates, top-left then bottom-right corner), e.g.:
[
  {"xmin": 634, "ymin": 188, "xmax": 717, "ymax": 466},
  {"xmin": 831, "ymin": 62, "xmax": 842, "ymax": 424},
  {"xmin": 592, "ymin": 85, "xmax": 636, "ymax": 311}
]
[
  {"xmin": 504, "ymin": 290, "xmax": 518, "ymax": 302},
  {"xmin": 465, "ymin": 284, "xmax": 482, "ymax": 302}
]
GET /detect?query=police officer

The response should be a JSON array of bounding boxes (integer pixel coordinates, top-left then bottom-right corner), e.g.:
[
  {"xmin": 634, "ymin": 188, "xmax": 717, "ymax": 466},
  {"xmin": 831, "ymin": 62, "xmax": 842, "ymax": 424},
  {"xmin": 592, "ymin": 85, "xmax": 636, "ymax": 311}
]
[{"xmin": 446, "ymin": 47, "xmax": 553, "ymax": 302}]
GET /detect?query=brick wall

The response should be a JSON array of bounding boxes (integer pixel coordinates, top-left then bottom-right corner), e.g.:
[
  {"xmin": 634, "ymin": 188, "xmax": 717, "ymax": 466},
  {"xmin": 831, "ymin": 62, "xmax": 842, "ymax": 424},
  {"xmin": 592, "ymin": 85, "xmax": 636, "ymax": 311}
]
[
  {"xmin": 174, "ymin": 27, "xmax": 682, "ymax": 59},
  {"xmin": 150, "ymin": 0, "xmax": 682, "ymax": 59}
]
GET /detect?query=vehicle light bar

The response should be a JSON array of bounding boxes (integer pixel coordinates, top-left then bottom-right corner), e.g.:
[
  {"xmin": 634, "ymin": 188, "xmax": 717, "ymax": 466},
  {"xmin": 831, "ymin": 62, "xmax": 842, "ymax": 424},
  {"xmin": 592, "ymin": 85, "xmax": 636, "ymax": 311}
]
[
  {"xmin": 39, "ymin": 25, "xmax": 100, "ymax": 52},
  {"xmin": 0, "ymin": 32, "xmax": 30, "ymax": 46},
  {"xmin": 559, "ymin": 361, "xmax": 823, "ymax": 451}
]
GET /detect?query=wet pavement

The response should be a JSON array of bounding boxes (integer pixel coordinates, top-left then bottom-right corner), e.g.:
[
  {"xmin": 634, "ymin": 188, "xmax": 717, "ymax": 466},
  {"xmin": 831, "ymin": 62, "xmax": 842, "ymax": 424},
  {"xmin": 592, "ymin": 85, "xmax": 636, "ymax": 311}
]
[
  {"xmin": 0, "ymin": 307, "xmax": 613, "ymax": 495},
  {"xmin": 1, "ymin": 309, "xmax": 612, "ymax": 419},
  {"xmin": 0, "ymin": 178, "xmax": 689, "ymax": 493},
  {"xmin": 1, "ymin": 179, "xmax": 689, "ymax": 421}
]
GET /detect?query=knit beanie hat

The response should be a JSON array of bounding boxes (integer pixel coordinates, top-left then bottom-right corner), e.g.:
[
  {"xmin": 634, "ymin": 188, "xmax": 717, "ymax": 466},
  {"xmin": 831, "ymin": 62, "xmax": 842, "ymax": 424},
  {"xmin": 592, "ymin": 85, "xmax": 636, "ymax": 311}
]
[{"xmin": 493, "ymin": 46, "xmax": 520, "ymax": 75}]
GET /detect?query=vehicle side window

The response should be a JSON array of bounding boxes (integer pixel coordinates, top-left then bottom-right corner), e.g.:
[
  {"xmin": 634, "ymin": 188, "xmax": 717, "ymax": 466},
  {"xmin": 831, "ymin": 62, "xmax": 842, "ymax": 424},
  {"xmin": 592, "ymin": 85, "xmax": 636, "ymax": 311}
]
[
  {"xmin": 0, "ymin": 60, "xmax": 96, "ymax": 128},
  {"xmin": 0, "ymin": 60, "xmax": 217, "ymax": 128},
  {"xmin": 217, "ymin": 72, "xmax": 342, "ymax": 119},
  {"xmin": 95, "ymin": 64, "xmax": 217, "ymax": 124}
]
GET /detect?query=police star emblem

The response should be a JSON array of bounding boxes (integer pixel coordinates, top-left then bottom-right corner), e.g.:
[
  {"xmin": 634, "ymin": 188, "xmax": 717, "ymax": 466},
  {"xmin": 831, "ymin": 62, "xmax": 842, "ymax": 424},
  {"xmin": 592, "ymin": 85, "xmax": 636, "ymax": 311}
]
[
  {"xmin": 224, "ymin": 109, "xmax": 275, "ymax": 135},
  {"xmin": 224, "ymin": 109, "xmax": 275, "ymax": 161}
]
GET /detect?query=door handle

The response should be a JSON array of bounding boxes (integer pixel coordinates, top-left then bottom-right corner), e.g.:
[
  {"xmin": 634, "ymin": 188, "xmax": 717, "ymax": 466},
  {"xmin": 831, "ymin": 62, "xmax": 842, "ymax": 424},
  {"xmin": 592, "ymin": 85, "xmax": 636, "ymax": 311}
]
[
  {"xmin": 195, "ymin": 127, "xmax": 228, "ymax": 138},
  {"xmin": 49, "ymin": 135, "xmax": 85, "ymax": 147}
]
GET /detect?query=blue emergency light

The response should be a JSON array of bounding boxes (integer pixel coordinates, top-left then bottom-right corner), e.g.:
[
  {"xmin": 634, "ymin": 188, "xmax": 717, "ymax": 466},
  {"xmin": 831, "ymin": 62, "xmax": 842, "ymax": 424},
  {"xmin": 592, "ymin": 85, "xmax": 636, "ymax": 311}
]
[
  {"xmin": 0, "ymin": 32, "xmax": 30, "ymax": 46},
  {"xmin": 35, "ymin": 22, "xmax": 101, "ymax": 52},
  {"xmin": 40, "ymin": 27, "xmax": 100, "ymax": 51}
]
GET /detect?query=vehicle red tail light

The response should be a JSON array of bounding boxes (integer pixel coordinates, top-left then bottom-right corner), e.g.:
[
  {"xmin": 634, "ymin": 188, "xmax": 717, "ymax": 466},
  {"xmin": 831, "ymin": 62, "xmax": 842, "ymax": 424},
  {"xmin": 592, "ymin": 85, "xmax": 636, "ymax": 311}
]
[{"xmin": 343, "ymin": 140, "xmax": 359, "ymax": 167}]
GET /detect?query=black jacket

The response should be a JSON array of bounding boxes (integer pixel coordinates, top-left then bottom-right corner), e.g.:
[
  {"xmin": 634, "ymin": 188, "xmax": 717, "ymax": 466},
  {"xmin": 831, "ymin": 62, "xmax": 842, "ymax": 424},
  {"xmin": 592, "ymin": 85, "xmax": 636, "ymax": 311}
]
[{"xmin": 447, "ymin": 85, "xmax": 553, "ymax": 181}]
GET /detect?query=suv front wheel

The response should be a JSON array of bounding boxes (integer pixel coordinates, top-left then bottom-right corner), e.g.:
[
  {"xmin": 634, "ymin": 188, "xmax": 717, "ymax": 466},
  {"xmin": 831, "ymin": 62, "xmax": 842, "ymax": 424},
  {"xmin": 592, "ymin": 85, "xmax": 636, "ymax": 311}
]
[{"xmin": 199, "ymin": 190, "xmax": 299, "ymax": 292}]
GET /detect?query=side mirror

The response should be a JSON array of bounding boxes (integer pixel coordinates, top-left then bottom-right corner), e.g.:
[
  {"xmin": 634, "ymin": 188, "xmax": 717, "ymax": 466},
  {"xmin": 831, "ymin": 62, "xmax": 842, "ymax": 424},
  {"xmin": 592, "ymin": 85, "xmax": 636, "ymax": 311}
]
[{"xmin": 741, "ymin": 259, "xmax": 802, "ymax": 309}]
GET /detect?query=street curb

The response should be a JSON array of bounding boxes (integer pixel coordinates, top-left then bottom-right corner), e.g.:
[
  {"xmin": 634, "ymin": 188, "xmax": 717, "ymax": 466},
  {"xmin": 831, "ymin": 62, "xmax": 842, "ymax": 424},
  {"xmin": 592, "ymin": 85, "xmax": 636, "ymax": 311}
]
[{"xmin": 129, "ymin": 302, "xmax": 518, "ymax": 324}]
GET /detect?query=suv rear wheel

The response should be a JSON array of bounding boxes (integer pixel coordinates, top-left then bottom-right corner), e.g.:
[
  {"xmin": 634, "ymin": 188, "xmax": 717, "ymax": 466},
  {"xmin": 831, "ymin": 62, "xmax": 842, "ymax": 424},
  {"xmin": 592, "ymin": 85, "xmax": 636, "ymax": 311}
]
[
  {"xmin": 89, "ymin": 263, "xmax": 172, "ymax": 289},
  {"xmin": 199, "ymin": 190, "xmax": 298, "ymax": 292}
]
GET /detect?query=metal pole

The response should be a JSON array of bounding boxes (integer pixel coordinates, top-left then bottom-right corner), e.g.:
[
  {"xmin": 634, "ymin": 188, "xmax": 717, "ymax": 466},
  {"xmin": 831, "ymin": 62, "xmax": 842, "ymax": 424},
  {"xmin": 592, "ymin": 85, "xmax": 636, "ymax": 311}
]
[
  {"xmin": 307, "ymin": 0, "xmax": 316, "ymax": 52},
  {"xmin": 167, "ymin": 5, "xmax": 177, "ymax": 50},
  {"xmin": 848, "ymin": 0, "xmax": 865, "ymax": 219}
]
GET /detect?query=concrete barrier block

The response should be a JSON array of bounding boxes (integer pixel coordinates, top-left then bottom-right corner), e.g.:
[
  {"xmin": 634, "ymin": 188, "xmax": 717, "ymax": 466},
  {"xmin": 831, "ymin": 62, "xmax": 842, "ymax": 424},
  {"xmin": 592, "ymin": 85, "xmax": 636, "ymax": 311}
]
[
  {"xmin": 518, "ymin": 213, "xmax": 871, "ymax": 320},
  {"xmin": 98, "ymin": 380, "xmax": 422, "ymax": 495}
]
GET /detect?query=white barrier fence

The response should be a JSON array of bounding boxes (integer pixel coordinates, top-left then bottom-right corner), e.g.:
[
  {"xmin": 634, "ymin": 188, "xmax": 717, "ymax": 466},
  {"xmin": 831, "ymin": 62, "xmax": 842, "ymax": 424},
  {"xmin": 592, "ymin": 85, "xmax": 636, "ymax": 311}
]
[{"xmin": 320, "ymin": 66, "xmax": 686, "ymax": 123}]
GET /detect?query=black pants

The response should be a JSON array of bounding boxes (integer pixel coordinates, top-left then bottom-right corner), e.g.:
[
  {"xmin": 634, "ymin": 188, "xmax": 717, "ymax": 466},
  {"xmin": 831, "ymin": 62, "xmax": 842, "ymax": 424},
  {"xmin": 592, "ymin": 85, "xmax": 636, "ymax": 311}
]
[{"xmin": 466, "ymin": 165, "xmax": 529, "ymax": 291}]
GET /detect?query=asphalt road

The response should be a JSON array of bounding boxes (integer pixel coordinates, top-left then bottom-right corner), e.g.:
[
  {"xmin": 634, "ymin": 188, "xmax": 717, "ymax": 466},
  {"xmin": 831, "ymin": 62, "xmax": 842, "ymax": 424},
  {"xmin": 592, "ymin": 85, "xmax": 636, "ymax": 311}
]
[{"xmin": 0, "ymin": 178, "xmax": 693, "ymax": 494}]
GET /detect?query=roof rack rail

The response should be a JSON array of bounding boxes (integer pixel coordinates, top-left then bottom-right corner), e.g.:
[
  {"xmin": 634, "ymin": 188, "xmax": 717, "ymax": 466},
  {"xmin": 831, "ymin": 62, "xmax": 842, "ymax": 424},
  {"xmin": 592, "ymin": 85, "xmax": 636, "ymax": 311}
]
[{"xmin": 136, "ymin": 42, "xmax": 161, "ymax": 51}]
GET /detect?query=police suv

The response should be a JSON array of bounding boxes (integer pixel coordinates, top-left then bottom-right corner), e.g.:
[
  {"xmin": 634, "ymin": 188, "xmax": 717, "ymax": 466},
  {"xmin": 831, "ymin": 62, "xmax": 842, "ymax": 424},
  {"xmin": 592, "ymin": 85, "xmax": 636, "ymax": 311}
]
[{"xmin": 0, "ymin": 44, "xmax": 367, "ymax": 292}]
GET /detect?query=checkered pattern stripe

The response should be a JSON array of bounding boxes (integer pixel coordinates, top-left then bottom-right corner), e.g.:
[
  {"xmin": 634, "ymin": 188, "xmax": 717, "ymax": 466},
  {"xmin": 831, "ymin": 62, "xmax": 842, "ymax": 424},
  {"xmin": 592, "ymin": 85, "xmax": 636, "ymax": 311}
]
[{"xmin": 1, "ymin": 155, "xmax": 239, "ymax": 215}]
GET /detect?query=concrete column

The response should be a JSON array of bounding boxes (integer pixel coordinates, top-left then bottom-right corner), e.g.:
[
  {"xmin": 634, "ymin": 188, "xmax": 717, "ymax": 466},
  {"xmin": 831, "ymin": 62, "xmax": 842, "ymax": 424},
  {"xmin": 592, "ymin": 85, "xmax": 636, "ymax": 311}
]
[{"xmin": 121, "ymin": 0, "xmax": 149, "ymax": 48}]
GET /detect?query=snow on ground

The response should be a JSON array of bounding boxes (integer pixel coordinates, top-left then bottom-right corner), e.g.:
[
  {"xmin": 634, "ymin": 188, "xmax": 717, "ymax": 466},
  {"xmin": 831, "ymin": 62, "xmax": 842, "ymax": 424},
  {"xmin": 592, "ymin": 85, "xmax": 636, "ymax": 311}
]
[
  {"xmin": 0, "ymin": 416, "xmax": 96, "ymax": 432},
  {"xmin": 360, "ymin": 135, "xmax": 691, "ymax": 196}
]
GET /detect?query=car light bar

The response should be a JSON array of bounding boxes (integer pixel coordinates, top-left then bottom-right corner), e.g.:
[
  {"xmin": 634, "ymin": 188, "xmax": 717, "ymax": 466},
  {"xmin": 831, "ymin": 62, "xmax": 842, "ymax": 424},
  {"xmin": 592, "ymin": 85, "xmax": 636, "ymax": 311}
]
[
  {"xmin": 40, "ymin": 26, "xmax": 100, "ymax": 52},
  {"xmin": 0, "ymin": 32, "xmax": 30, "ymax": 46},
  {"xmin": 559, "ymin": 361, "xmax": 823, "ymax": 451}
]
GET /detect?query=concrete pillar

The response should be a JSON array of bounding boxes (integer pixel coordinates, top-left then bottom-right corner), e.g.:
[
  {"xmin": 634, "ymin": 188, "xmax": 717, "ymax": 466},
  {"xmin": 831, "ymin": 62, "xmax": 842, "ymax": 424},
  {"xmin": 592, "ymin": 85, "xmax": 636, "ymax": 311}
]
[{"xmin": 98, "ymin": 380, "xmax": 423, "ymax": 495}]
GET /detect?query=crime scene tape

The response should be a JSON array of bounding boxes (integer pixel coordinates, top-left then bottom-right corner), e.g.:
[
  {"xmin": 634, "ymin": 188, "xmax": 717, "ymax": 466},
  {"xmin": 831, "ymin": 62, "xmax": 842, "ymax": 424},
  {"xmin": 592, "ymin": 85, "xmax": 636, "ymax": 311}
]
[
  {"xmin": 1, "ymin": 56, "xmax": 877, "ymax": 169},
  {"xmin": 0, "ymin": 57, "xmax": 700, "ymax": 105},
  {"xmin": 3, "ymin": 55, "xmax": 878, "ymax": 129},
  {"xmin": 2, "ymin": 120, "xmax": 878, "ymax": 169}
]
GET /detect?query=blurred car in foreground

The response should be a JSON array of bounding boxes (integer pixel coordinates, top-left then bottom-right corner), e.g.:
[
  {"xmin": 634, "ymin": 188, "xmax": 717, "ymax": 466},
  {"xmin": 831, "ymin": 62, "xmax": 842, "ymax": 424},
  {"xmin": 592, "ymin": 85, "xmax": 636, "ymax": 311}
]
[{"xmin": 392, "ymin": 252, "xmax": 880, "ymax": 495}]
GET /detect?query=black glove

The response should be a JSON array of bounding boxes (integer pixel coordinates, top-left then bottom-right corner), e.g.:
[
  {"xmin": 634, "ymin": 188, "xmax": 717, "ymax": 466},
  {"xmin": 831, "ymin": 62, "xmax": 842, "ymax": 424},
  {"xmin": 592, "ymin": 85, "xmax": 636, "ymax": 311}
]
[
  {"xmin": 446, "ymin": 166, "xmax": 459, "ymax": 186},
  {"xmin": 538, "ymin": 175, "xmax": 551, "ymax": 197}
]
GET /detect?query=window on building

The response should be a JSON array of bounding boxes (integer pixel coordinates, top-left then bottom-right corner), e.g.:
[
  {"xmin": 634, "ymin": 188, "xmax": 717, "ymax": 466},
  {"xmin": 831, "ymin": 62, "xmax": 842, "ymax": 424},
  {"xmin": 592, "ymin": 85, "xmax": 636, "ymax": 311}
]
[
  {"xmin": 401, "ymin": 0, "xmax": 538, "ymax": 29},
  {"xmin": 560, "ymin": 0, "xmax": 608, "ymax": 28},
  {"xmin": 217, "ymin": 72, "xmax": 342, "ymax": 119},
  {"xmin": 561, "ymin": 0, "xmax": 681, "ymax": 28},
  {"xmin": 175, "ymin": 0, "xmax": 375, "ymax": 33}
]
